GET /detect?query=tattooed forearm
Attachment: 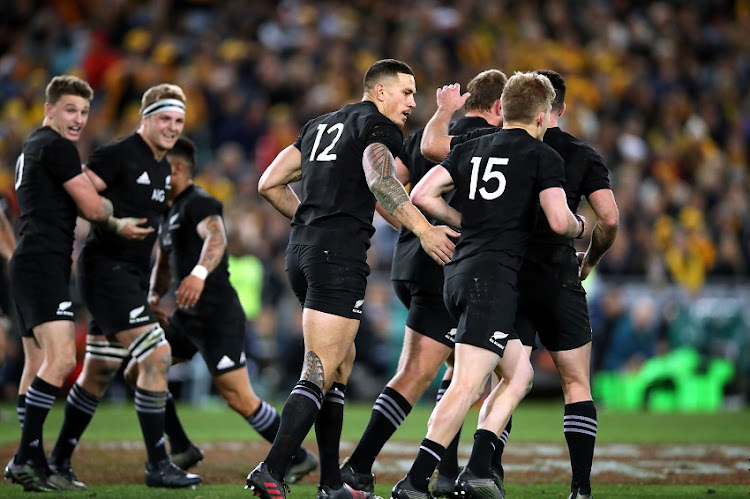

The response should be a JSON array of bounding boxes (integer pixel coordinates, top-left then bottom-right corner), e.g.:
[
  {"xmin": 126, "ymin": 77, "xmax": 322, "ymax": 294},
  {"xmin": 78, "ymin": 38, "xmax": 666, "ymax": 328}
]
[
  {"xmin": 302, "ymin": 350, "xmax": 325, "ymax": 389},
  {"xmin": 363, "ymin": 143, "xmax": 410, "ymax": 214},
  {"xmin": 196, "ymin": 215, "xmax": 227, "ymax": 273}
]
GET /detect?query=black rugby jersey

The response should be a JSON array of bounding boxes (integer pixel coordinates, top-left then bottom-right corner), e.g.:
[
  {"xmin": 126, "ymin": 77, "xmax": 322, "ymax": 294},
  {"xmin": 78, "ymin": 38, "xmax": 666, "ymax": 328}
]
[
  {"xmin": 14, "ymin": 126, "xmax": 83, "ymax": 257},
  {"xmin": 443, "ymin": 128, "xmax": 565, "ymax": 273},
  {"xmin": 159, "ymin": 185, "xmax": 241, "ymax": 316},
  {"xmin": 289, "ymin": 101, "xmax": 403, "ymax": 261},
  {"xmin": 391, "ymin": 117, "xmax": 494, "ymax": 286},
  {"xmin": 84, "ymin": 133, "xmax": 171, "ymax": 267}
]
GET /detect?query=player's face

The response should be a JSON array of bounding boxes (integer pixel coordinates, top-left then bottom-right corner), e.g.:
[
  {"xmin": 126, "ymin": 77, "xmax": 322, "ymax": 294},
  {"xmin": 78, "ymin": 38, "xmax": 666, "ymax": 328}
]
[
  {"xmin": 381, "ymin": 73, "xmax": 416, "ymax": 127},
  {"xmin": 45, "ymin": 95, "xmax": 90, "ymax": 142},
  {"xmin": 141, "ymin": 109, "xmax": 185, "ymax": 155}
]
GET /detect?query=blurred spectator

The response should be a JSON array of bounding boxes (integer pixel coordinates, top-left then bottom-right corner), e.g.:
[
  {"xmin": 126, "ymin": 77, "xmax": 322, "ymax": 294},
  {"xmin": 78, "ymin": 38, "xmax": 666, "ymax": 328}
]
[{"xmin": 601, "ymin": 296, "xmax": 661, "ymax": 372}]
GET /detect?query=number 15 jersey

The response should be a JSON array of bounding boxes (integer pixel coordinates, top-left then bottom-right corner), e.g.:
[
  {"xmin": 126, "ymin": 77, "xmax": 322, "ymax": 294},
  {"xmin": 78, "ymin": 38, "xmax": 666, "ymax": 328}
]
[
  {"xmin": 443, "ymin": 128, "xmax": 565, "ymax": 273},
  {"xmin": 289, "ymin": 101, "xmax": 403, "ymax": 262}
]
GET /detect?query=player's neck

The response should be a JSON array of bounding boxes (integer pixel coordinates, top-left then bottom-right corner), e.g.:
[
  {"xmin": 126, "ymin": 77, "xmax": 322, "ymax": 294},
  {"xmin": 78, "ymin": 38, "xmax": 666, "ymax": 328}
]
[
  {"xmin": 502, "ymin": 122, "xmax": 539, "ymax": 138},
  {"xmin": 136, "ymin": 129, "xmax": 168, "ymax": 161},
  {"xmin": 465, "ymin": 110, "xmax": 501, "ymax": 127},
  {"xmin": 171, "ymin": 179, "xmax": 192, "ymax": 199}
]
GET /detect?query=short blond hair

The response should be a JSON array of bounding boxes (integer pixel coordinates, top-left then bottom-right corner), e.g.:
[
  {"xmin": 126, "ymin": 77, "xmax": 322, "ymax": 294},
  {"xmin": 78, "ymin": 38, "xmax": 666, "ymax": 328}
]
[
  {"xmin": 46, "ymin": 75, "xmax": 94, "ymax": 104},
  {"xmin": 500, "ymin": 72, "xmax": 555, "ymax": 124},
  {"xmin": 465, "ymin": 69, "xmax": 507, "ymax": 112},
  {"xmin": 139, "ymin": 83, "xmax": 186, "ymax": 115}
]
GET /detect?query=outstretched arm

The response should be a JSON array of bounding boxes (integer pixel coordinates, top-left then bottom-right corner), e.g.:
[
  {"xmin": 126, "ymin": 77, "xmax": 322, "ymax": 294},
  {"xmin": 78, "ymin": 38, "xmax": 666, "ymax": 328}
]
[
  {"xmin": 410, "ymin": 165, "xmax": 461, "ymax": 229},
  {"xmin": 579, "ymin": 188, "xmax": 619, "ymax": 280},
  {"xmin": 363, "ymin": 142, "xmax": 459, "ymax": 265},
  {"xmin": 420, "ymin": 84, "xmax": 470, "ymax": 162},
  {"xmin": 175, "ymin": 215, "xmax": 227, "ymax": 309},
  {"xmin": 258, "ymin": 145, "xmax": 302, "ymax": 219}
]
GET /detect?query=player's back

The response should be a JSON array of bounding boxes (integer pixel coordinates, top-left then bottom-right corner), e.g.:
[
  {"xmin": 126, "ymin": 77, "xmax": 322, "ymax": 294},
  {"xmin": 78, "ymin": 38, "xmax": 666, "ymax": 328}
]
[
  {"xmin": 445, "ymin": 128, "xmax": 565, "ymax": 273},
  {"xmin": 392, "ymin": 117, "xmax": 494, "ymax": 286},
  {"xmin": 15, "ymin": 127, "xmax": 80, "ymax": 257},
  {"xmin": 290, "ymin": 101, "xmax": 402, "ymax": 261}
]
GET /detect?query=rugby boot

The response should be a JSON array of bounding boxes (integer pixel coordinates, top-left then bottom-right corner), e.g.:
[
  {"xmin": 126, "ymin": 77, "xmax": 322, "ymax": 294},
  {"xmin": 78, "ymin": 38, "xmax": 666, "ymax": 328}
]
[
  {"xmin": 454, "ymin": 466, "xmax": 504, "ymax": 499},
  {"xmin": 171, "ymin": 443, "xmax": 204, "ymax": 470},
  {"xmin": 391, "ymin": 476, "xmax": 432, "ymax": 499},
  {"xmin": 246, "ymin": 461, "xmax": 289, "ymax": 499},
  {"xmin": 340, "ymin": 457, "xmax": 375, "ymax": 497},
  {"xmin": 48, "ymin": 459, "xmax": 87, "ymax": 490},
  {"xmin": 145, "ymin": 457, "xmax": 202, "ymax": 488}
]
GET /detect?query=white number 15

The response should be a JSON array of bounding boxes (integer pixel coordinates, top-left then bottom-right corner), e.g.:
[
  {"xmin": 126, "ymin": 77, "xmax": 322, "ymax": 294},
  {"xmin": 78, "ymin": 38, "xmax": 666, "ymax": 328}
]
[{"xmin": 469, "ymin": 156, "xmax": 507, "ymax": 200}]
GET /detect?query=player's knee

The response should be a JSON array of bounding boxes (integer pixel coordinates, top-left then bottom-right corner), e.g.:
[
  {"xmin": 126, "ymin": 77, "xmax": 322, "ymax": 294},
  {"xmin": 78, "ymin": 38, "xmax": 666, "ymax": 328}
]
[
  {"xmin": 129, "ymin": 324, "xmax": 170, "ymax": 372},
  {"xmin": 123, "ymin": 359, "xmax": 138, "ymax": 388}
]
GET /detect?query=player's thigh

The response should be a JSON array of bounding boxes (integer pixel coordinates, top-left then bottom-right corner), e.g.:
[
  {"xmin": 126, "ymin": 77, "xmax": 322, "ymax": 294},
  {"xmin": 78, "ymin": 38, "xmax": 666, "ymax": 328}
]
[
  {"xmin": 79, "ymin": 256, "xmax": 156, "ymax": 336},
  {"xmin": 549, "ymin": 342, "xmax": 592, "ymax": 390},
  {"xmin": 301, "ymin": 307, "xmax": 360, "ymax": 380},
  {"xmin": 395, "ymin": 327, "xmax": 453, "ymax": 378},
  {"xmin": 9, "ymin": 254, "xmax": 74, "ymax": 338},
  {"xmin": 287, "ymin": 244, "xmax": 370, "ymax": 320}
]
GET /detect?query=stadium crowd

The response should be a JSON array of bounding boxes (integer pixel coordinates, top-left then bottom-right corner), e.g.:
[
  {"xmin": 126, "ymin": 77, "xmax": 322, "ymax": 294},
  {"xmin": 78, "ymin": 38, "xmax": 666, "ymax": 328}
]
[{"xmin": 0, "ymin": 0, "xmax": 749, "ymax": 403}]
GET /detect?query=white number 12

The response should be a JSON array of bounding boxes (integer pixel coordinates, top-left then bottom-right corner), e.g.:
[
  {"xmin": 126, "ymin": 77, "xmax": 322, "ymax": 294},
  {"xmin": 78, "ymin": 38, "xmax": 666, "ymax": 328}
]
[
  {"xmin": 310, "ymin": 123, "xmax": 344, "ymax": 161},
  {"xmin": 469, "ymin": 156, "xmax": 507, "ymax": 200}
]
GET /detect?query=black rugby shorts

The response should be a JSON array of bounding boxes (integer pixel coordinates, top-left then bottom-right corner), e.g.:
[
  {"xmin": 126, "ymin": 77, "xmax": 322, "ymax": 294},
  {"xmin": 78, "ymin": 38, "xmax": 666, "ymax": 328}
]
[
  {"xmin": 78, "ymin": 252, "xmax": 155, "ymax": 335},
  {"xmin": 9, "ymin": 253, "xmax": 74, "ymax": 337},
  {"xmin": 516, "ymin": 275, "xmax": 592, "ymax": 352},
  {"xmin": 443, "ymin": 264, "xmax": 520, "ymax": 357},
  {"xmin": 166, "ymin": 307, "xmax": 247, "ymax": 376},
  {"xmin": 285, "ymin": 244, "xmax": 369, "ymax": 320},
  {"xmin": 393, "ymin": 280, "xmax": 457, "ymax": 347}
]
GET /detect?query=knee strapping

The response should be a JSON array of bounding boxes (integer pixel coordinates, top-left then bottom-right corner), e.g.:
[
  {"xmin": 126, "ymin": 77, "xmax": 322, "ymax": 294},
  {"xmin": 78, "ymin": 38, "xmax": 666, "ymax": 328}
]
[
  {"xmin": 128, "ymin": 324, "xmax": 167, "ymax": 363},
  {"xmin": 86, "ymin": 340, "xmax": 129, "ymax": 362}
]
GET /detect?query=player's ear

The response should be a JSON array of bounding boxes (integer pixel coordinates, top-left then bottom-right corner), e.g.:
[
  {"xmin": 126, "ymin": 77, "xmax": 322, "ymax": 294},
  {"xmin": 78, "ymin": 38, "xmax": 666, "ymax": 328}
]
[
  {"xmin": 559, "ymin": 102, "xmax": 566, "ymax": 117},
  {"xmin": 375, "ymin": 82, "xmax": 386, "ymax": 101}
]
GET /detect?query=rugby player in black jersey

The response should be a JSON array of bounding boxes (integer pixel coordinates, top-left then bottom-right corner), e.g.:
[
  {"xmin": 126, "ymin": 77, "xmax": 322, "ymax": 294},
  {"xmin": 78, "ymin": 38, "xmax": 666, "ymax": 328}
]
[
  {"xmin": 5, "ymin": 75, "xmax": 148, "ymax": 492},
  {"xmin": 420, "ymin": 70, "xmax": 619, "ymax": 499},
  {"xmin": 46, "ymin": 84, "xmax": 202, "ymax": 489},
  {"xmin": 393, "ymin": 72, "xmax": 585, "ymax": 499},
  {"xmin": 246, "ymin": 59, "xmax": 458, "ymax": 499},
  {"xmin": 340, "ymin": 69, "xmax": 507, "ymax": 499},
  {"xmin": 120, "ymin": 137, "xmax": 317, "ymax": 482}
]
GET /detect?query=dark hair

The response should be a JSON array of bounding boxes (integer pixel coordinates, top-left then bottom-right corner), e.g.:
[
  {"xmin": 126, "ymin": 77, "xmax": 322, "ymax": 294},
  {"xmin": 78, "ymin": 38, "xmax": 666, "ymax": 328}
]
[
  {"xmin": 46, "ymin": 75, "xmax": 94, "ymax": 104},
  {"xmin": 465, "ymin": 69, "xmax": 508, "ymax": 112},
  {"xmin": 167, "ymin": 136, "xmax": 196, "ymax": 175},
  {"xmin": 363, "ymin": 59, "xmax": 414, "ymax": 92},
  {"xmin": 535, "ymin": 70, "xmax": 565, "ymax": 112}
]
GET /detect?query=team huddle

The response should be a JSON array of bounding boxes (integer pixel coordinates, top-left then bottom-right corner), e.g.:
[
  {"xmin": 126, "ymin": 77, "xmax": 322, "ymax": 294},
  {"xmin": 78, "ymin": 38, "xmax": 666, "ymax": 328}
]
[{"xmin": 6, "ymin": 59, "xmax": 617, "ymax": 499}]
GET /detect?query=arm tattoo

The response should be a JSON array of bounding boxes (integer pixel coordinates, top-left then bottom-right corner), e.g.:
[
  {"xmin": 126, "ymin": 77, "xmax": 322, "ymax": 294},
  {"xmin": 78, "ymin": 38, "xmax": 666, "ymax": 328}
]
[
  {"xmin": 301, "ymin": 350, "xmax": 325, "ymax": 389},
  {"xmin": 198, "ymin": 215, "xmax": 227, "ymax": 273},
  {"xmin": 363, "ymin": 143, "xmax": 410, "ymax": 214}
]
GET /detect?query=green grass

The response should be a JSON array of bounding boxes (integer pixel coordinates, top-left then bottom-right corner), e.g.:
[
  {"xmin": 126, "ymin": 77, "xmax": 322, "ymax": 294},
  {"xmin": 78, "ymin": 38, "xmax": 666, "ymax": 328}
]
[
  {"xmin": 2, "ymin": 400, "xmax": 748, "ymax": 445},
  {"xmin": 0, "ymin": 483, "xmax": 747, "ymax": 498}
]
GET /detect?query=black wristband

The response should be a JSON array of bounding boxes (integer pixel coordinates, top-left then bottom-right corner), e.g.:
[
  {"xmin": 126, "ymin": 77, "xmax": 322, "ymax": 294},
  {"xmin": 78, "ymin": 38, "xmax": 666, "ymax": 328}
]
[{"xmin": 574, "ymin": 214, "xmax": 585, "ymax": 239}]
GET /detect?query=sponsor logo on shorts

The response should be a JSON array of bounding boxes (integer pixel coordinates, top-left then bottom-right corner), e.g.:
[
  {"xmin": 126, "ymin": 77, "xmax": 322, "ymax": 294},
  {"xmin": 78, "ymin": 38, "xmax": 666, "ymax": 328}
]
[
  {"xmin": 216, "ymin": 355, "xmax": 236, "ymax": 370},
  {"xmin": 489, "ymin": 330, "xmax": 509, "ymax": 350},
  {"xmin": 128, "ymin": 305, "xmax": 150, "ymax": 324},
  {"xmin": 136, "ymin": 171, "xmax": 151, "ymax": 185},
  {"xmin": 56, "ymin": 301, "xmax": 74, "ymax": 317},
  {"xmin": 445, "ymin": 328, "xmax": 457, "ymax": 343},
  {"xmin": 352, "ymin": 299, "xmax": 364, "ymax": 314}
]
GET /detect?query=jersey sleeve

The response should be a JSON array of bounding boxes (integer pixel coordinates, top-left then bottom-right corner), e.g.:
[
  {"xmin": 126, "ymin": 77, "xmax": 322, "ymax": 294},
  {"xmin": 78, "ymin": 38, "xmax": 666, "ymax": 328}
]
[
  {"xmin": 365, "ymin": 121, "xmax": 403, "ymax": 158},
  {"xmin": 186, "ymin": 195, "xmax": 223, "ymax": 228},
  {"xmin": 85, "ymin": 142, "xmax": 121, "ymax": 186},
  {"xmin": 581, "ymin": 146, "xmax": 611, "ymax": 196},
  {"xmin": 537, "ymin": 147, "xmax": 566, "ymax": 191},
  {"xmin": 440, "ymin": 148, "xmax": 459, "ymax": 182},
  {"xmin": 44, "ymin": 137, "xmax": 83, "ymax": 184},
  {"xmin": 293, "ymin": 119, "xmax": 312, "ymax": 151},
  {"xmin": 397, "ymin": 131, "xmax": 420, "ymax": 166},
  {"xmin": 449, "ymin": 127, "xmax": 496, "ymax": 149}
]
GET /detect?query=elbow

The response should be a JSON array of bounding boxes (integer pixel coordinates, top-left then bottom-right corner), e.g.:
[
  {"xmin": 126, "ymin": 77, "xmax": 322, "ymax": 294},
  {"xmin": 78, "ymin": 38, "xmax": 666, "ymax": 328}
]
[
  {"xmin": 257, "ymin": 178, "xmax": 272, "ymax": 200},
  {"xmin": 548, "ymin": 216, "xmax": 571, "ymax": 236},
  {"xmin": 409, "ymin": 188, "xmax": 426, "ymax": 212},
  {"xmin": 601, "ymin": 210, "xmax": 620, "ymax": 233}
]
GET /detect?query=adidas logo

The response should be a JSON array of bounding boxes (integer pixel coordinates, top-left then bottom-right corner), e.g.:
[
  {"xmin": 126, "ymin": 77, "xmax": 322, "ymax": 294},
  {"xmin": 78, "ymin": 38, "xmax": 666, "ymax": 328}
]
[
  {"xmin": 136, "ymin": 171, "xmax": 151, "ymax": 185},
  {"xmin": 489, "ymin": 330, "xmax": 509, "ymax": 350},
  {"xmin": 128, "ymin": 305, "xmax": 149, "ymax": 324},
  {"xmin": 57, "ymin": 301, "xmax": 74, "ymax": 317},
  {"xmin": 352, "ymin": 299, "xmax": 364, "ymax": 314},
  {"xmin": 216, "ymin": 355, "xmax": 236, "ymax": 370}
]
